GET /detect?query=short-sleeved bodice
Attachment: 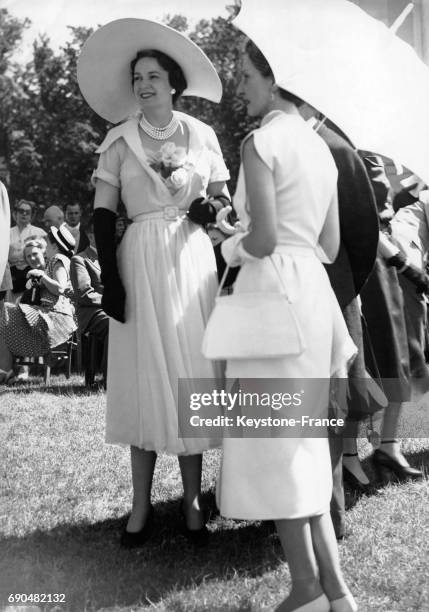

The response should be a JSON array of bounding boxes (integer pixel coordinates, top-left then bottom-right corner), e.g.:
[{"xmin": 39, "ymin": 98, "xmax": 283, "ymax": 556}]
[
  {"xmin": 94, "ymin": 112, "xmax": 229, "ymax": 454},
  {"xmin": 40, "ymin": 254, "xmax": 74, "ymax": 316},
  {"xmin": 234, "ymin": 111, "xmax": 338, "ymax": 251},
  {"xmin": 93, "ymin": 111, "xmax": 229, "ymax": 220}
]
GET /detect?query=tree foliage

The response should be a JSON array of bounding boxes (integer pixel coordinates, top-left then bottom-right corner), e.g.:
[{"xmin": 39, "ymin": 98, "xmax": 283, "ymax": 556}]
[{"xmin": 1, "ymin": 7, "xmax": 254, "ymax": 222}]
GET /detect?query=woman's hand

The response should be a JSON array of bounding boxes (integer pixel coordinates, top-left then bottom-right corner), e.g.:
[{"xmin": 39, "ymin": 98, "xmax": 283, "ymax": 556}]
[{"xmin": 27, "ymin": 269, "xmax": 45, "ymax": 281}]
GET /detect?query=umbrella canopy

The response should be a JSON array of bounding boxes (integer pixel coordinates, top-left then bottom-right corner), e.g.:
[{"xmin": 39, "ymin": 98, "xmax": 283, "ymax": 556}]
[{"xmin": 233, "ymin": 0, "xmax": 429, "ymax": 185}]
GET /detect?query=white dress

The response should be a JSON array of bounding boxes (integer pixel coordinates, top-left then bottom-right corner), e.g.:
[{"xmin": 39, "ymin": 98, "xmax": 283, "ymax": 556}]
[
  {"xmin": 93, "ymin": 112, "xmax": 230, "ymax": 454},
  {"xmin": 216, "ymin": 111, "xmax": 356, "ymax": 520}
]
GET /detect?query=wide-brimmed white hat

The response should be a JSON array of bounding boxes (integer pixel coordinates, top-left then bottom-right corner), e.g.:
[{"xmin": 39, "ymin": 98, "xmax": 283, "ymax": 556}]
[{"xmin": 77, "ymin": 18, "xmax": 222, "ymax": 124}]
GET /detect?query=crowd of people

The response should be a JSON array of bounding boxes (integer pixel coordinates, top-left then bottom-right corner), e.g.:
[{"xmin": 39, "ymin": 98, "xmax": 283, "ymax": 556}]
[
  {"xmin": 1, "ymin": 10, "xmax": 428, "ymax": 612},
  {"xmin": 0, "ymin": 199, "xmax": 123, "ymax": 384}
]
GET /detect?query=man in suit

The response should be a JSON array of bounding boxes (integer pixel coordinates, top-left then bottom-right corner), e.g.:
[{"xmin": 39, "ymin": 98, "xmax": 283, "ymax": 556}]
[
  {"xmin": 390, "ymin": 181, "xmax": 429, "ymax": 382},
  {"xmin": 64, "ymin": 203, "xmax": 90, "ymax": 253},
  {"xmin": 70, "ymin": 226, "xmax": 109, "ymax": 380}
]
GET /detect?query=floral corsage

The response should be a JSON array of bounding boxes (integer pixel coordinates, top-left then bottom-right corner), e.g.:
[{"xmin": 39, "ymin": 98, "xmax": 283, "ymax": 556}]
[{"xmin": 148, "ymin": 142, "xmax": 194, "ymax": 192}]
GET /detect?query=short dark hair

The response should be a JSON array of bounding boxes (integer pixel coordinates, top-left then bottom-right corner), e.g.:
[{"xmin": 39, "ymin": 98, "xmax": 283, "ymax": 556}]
[
  {"xmin": 130, "ymin": 49, "xmax": 187, "ymax": 105},
  {"xmin": 245, "ymin": 39, "xmax": 305, "ymax": 108},
  {"xmin": 65, "ymin": 202, "xmax": 81, "ymax": 211}
]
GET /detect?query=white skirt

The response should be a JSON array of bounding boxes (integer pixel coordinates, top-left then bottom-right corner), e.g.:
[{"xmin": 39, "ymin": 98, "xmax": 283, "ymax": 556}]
[
  {"xmin": 217, "ymin": 251, "xmax": 356, "ymax": 519},
  {"xmin": 106, "ymin": 217, "xmax": 221, "ymax": 454}
]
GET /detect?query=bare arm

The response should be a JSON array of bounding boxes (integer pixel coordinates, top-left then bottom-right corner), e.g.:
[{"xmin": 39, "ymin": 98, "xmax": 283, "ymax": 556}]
[
  {"xmin": 38, "ymin": 261, "xmax": 69, "ymax": 296},
  {"xmin": 241, "ymin": 137, "xmax": 277, "ymax": 258},
  {"xmin": 207, "ymin": 181, "xmax": 229, "ymax": 199},
  {"xmin": 318, "ymin": 190, "xmax": 340, "ymax": 263}
]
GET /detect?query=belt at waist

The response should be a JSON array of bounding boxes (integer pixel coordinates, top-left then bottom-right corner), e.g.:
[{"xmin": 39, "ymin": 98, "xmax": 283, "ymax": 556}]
[
  {"xmin": 132, "ymin": 207, "xmax": 187, "ymax": 223},
  {"xmin": 274, "ymin": 245, "xmax": 317, "ymax": 256}
]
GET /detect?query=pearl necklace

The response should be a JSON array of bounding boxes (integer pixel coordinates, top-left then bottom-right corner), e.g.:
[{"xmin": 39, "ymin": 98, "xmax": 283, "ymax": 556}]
[{"xmin": 139, "ymin": 112, "xmax": 179, "ymax": 140}]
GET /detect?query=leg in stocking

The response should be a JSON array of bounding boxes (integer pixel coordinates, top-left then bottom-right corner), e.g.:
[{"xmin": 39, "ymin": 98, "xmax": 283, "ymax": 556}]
[
  {"xmin": 379, "ymin": 402, "xmax": 409, "ymax": 466},
  {"xmin": 329, "ymin": 430, "xmax": 345, "ymax": 539},
  {"xmin": 343, "ymin": 421, "xmax": 370, "ymax": 487},
  {"xmin": 310, "ymin": 512, "xmax": 350, "ymax": 602},
  {"xmin": 274, "ymin": 517, "xmax": 323, "ymax": 611},
  {"xmin": 126, "ymin": 446, "xmax": 157, "ymax": 533},
  {"xmin": 178, "ymin": 453, "xmax": 205, "ymax": 530}
]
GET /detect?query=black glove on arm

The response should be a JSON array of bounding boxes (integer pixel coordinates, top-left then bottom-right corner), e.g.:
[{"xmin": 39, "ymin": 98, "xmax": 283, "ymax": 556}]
[
  {"xmin": 93, "ymin": 208, "xmax": 126, "ymax": 323},
  {"xmin": 387, "ymin": 252, "xmax": 429, "ymax": 294},
  {"xmin": 187, "ymin": 194, "xmax": 231, "ymax": 227}
]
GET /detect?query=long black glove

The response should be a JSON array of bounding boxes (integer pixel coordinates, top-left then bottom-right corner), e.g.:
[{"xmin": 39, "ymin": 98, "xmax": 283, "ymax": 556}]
[
  {"xmin": 187, "ymin": 194, "xmax": 230, "ymax": 227},
  {"xmin": 93, "ymin": 208, "xmax": 126, "ymax": 323},
  {"xmin": 387, "ymin": 252, "xmax": 429, "ymax": 294}
]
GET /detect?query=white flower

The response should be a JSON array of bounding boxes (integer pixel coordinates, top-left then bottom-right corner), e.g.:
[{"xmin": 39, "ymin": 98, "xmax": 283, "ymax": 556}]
[
  {"xmin": 169, "ymin": 167, "xmax": 188, "ymax": 189},
  {"xmin": 170, "ymin": 146, "xmax": 187, "ymax": 167},
  {"xmin": 160, "ymin": 141, "xmax": 177, "ymax": 166}
]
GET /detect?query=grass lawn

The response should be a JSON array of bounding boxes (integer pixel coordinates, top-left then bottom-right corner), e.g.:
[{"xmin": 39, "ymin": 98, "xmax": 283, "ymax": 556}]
[{"xmin": 0, "ymin": 375, "xmax": 428, "ymax": 611}]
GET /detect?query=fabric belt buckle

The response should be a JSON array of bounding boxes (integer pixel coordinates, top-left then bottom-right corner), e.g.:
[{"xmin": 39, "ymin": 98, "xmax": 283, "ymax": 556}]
[{"xmin": 163, "ymin": 206, "xmax": 180, "ymax": 221}]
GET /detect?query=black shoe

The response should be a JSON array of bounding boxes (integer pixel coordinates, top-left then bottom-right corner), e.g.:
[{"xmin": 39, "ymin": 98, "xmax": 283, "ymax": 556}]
[
  {"xmin": 372, "ymin": 449, "xmax": 423, "ymax": 484},
  {"xmin": 343, "ymin": 464, "xmax": 372, "ymax": 494},
  {"xmin": 181, "ymin": 501, "xmax": 209, "ymax": 547},
  {"xmin": 120, "ymin": 505, "xmax": 154, "ymax": 549},
  {"xmin": 342, "ymin": 453, "xmax": 372, "ymax": 494}
]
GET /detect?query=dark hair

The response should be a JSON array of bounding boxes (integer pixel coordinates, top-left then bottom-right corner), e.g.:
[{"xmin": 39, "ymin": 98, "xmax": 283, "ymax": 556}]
[
  {"xmin": 14, "ymin": 199, "xmax": 36, "ymax": 214},
  {"xmin": 65, "ymin": 202, "xmax": 81, "ymax": 211},
  {"xmin": 130, "ymin": 49, "xmax": 187, "ymax": 105},
  {"xmin": 47, "ymin": 230, "xmax": 73, "ymax": 259},
  {"xmin": 245, "ymin": 39, "xmax": 305, "ymax": 108}
]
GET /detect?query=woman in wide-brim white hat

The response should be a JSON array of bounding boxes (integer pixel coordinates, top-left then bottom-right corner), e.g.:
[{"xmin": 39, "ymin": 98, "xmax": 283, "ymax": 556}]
[{"xmin": 78, "ymin": 18, "xmax": 230, "ymax": 548}]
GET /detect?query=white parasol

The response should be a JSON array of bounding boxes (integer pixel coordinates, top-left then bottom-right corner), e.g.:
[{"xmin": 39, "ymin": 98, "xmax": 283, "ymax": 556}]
[{"xmin": 233, "ymin": 0, "xmax": 429, "ymax": 185}]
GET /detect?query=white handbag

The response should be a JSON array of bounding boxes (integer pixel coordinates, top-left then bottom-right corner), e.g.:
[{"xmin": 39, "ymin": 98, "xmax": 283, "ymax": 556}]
[{"xmin": 202, "ymin": 254, "xmax": 305, "ymax": 360}]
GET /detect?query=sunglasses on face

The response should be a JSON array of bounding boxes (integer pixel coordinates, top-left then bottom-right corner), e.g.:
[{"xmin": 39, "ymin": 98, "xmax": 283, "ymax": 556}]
[{"xmin": 17, "ymin": 209, "xmax": 31, "ymax": 214}]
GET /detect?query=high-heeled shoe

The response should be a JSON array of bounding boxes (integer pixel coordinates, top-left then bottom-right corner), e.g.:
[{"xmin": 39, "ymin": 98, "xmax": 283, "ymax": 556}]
[
  {"xmin": 372, "ymin": 446, "xmax": 423, "ymax": 483},
  {"xmin": 120, "ymin": 505, "xmax": 154, "ymax": 549},
  {"xmin": 275, "ymin": 593, "xmax": 330, "ymax": 612},
  {"xmin": 181, "ymin": 501, "xmax": 209, "ymax": 547},
  {"xmin": 330, "ymin": 592, "xmax": 358, "ymax": 612},
  {"xmin": 342, "ymin": 454, "xmax": 371, "ymax": 494}
]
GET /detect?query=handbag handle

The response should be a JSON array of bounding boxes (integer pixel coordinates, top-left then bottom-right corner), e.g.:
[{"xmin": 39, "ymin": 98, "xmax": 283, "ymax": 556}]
[{"xmin": 217, "ymin": 239, "xmax": 292, "ymax": 303}]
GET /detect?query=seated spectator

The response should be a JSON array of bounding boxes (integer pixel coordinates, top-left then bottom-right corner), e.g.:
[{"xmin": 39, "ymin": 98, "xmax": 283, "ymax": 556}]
[
  {"xmin": 9, "ymin": 199, "xmax": 46, "ymax": 299},
  {"xmin": 64, "ymin": 202, "xmax": 90, "ymax": 253},
  {"xmin": 20, "ymin": 238, "xmax": 48, "ymax": 306},
  {"xmin": 0, "ymin": 226, "xmax": 77, "ymax": 384},
  {"xmin": 115, "ymin": 216, "xmax": 128, "ymax": 245},
  {"xmin": 42, "ymin": 205, "xmax": 64, "ymax": 231},
  {"xmin": 70, "ymin": 225, "xmax": 109, "ymax": 380}
]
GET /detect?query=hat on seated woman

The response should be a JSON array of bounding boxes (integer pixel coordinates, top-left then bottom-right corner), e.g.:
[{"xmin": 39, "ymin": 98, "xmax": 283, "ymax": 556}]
[{"xmin": 48, "ymin": 224, "xmax": 76, "ymax": 258}]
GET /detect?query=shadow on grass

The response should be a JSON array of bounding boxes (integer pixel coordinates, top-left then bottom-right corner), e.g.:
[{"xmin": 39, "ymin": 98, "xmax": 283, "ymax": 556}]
[
  {"xmin": 1, "ymin": 379, "xmax": 103, "ymax": 397},
  {"xmin": 0, "ymin": 494, "xmax": 281, "ymax": 611},
  {"xmin": 345, "ymin": 448, "xmax": 429, "ymax": 510}
]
